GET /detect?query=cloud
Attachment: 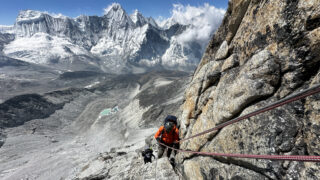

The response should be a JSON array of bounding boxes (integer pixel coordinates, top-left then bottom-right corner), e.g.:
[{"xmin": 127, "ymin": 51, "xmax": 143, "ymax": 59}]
[
  {"xmin": 103, "ymin": 3, "xmax": 121, "ymax": 15},
  {"xmin": 159, "ymin": 3, "xmax": 226, "ymax": 49},
  {"xmin": 155, "ymin": 16, "xmax": 167, "ymax": 27}
]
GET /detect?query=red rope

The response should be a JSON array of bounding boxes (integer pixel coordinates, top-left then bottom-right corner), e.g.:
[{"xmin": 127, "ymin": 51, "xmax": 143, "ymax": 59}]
[
  {"xmin": 156, "ymin": 84, "xmax": 320, "ymax": 162},
  {"xmin": 159, "ymin": 142, "xmax": 320, "ymax": 162},
  {"xmin": 180, "ymin": 84, "xmax": 320, "ymax": 142}
]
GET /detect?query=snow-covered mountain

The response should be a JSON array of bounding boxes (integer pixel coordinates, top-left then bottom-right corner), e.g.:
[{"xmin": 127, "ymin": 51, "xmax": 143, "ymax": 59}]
[
  {"xmin": 1, "ymin": 3, "xmax": 210, "ymax": 72},
  {"xmin": 0, "ymin": 33, "xmax": 14, "ymax": 54}
]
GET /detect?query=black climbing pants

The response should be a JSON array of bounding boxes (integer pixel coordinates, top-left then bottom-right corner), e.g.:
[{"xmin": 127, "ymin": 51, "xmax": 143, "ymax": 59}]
[
  {"xmin": 144, "ymin": 157, "xmax": 152, "ymax": 164},
  {"xmin": 157, "ymin": 143, "xmax": 179, "ymax": 159}
]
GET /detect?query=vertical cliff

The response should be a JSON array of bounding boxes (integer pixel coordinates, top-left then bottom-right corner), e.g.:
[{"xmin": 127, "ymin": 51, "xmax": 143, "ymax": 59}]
[{"xmin": 178, "ymin": 0, "xmax": 320, "ymax": 179}]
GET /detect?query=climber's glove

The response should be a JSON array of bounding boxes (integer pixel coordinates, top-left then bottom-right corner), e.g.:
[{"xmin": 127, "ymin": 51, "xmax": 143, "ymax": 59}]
[{"xmin": 156, "ymin": 137, "xmax": 161, "ymax": 143}]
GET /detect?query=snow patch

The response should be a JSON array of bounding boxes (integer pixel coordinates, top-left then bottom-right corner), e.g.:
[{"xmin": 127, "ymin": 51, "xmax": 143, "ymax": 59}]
[
  {"xmin": 104, "ymin": 3, "xmax": 122, "ymax": 15},
  {"xmin": 121, "ymin": 99, "xmax": 150, "ymax": 128},
  {"xmin": 17, "ymin": 10, "xmax": 67, "ymax": 22},
  {"xmin": 130, "ymin": 9, "xmax": 140, "ymax": 24},
  {"xmin": 153, "ymin": 78, "xmax": 173, "ymax": 87},
  {"xmin": 139, "ymin": 57, "xmax": 161, "ymax": 67},
  {"xmin": 129, "ymin": 84, "xmax": 141, "ymax": 99},
  {"xmin": 161, "ymin": 37, "xmax": 199, "ymax": 68},
  {"xmin": 0, "ymin": 25, "xmax": 14, "ymax": 34},
  {"xmin": 0, "ymin": 74, "xmax": 6, "ymax": 79},
  {"xmin": 91, "ymin": 24, "xmax": 148, "ymax": 65},
  {"xmin": 85, "ymin": 81, "xmax": 100, "ymax": 89},
  {"xmin": 163, "ymin": 95, "xmax": 183, "ymax": 105},
  {"xmin": 3, "ymin": 33, "xmax": 88, "ymax": 64},
  {"xmin": 17, "ymin": 10, "xmax": 43, "ymax": 22}
]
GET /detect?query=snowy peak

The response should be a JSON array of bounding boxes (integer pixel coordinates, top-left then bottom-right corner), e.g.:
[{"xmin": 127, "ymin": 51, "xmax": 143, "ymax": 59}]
[
  {"xmin": 131, "ymin": 10, "xmax": 140, "ymax": 23},
  {"xmin": 146, "ymin": 17, "xmax": 158, "ymax": 28},
  {"xmin": 161, "ymin": 17, "xmax": 178, "ymax": 29},
  {"xmin": 130, "ymin": 10, "xmax": 147, "ymax": 26},
  {"xmin": 104, "ymin": 3, "xmax": 123, "ymax": 13},
  {"xmin": 1, "ymin": 3, "xmax": 224, "ymax": 72},
  {"xmin": 104, "ymin": 3, "xmax": 134, "ymax": 27},
  {"xmin": 130, "ymin": 10, "xmax": 159, "ymax": 28},
  {"xmin": 16, "ymin": 10, "xmax": 44, "ymax": 22},
  {"xmin": 14, "ymin": 10, "xmax": 73, "ymax": 37},
  {"xmin": 16, "ymin": 10, "xmax": 67, "ymax": 23}
]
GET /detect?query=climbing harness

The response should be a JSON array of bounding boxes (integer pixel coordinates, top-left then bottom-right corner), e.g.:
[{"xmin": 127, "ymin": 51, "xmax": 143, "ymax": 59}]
[{"xmin": 159, "ymin": 84, "xmax": 320, "ymax": 162}]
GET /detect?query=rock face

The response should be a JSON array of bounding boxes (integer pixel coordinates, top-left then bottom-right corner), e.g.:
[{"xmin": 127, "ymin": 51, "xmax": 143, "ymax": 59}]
[
  {"xmin": 0, "ymin": 94, "xmax": 63, "ymax": 128},
  {"xmin": 75, "ymin": 145, "xmax": 179, "ymax": 180},
  {"xmin": 178, "ymin": 0, "xmax": 320, "ymax": 179}
]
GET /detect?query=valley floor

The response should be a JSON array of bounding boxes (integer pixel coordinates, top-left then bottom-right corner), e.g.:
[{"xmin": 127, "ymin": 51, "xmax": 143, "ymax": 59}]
[{"xmin": 0, "ymin": 70, "xmax": 190, "ymax": 179}]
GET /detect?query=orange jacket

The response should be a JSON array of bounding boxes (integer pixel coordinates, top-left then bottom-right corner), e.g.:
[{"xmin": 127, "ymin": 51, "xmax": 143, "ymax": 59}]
[{"xmin": 154, "ymin": 125, "xmax": 179, "ymax": 144}]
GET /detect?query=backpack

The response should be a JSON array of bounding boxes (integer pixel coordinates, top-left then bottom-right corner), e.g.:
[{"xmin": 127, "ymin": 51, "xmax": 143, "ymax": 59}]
[
  {"xmin": 164, "ymin": 115, "xmax": 177, "ymax": 126},
  {"xmin": 142, "ymin": 148, "xmax": 153, "ymax": 159},
  {"xmin": 160, "ymin": 115, "xmax": 178, "ymax": 137}
]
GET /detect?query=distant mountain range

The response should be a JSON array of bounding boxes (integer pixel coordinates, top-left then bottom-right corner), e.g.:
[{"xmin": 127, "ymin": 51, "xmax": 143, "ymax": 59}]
[{"xmin": 0, "ymin": 3, "xmax": 217, "ymax": 73}]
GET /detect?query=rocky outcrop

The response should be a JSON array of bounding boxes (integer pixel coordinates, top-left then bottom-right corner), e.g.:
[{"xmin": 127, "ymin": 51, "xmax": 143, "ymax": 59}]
[
  {"xmin": 0, "ymin": 55, "xmax": 29, "ymax": 67},
  {"xmin": 0, "ymin": 94, "xmax": 63, "ymax": 128},
  {"xmin": 74, "ymin": 145, "xmax": 179, "ymax": 180},
  {"xmin": 0, "ymin": 88, "xmax": 90, "ymax": 128},
  {"xmin": 178, "ymin": 0, "xmax": 320, "ymax": 179},
  {"xmin": 0, "ymin": 88, "xmax": 88, "ymax": 148}
]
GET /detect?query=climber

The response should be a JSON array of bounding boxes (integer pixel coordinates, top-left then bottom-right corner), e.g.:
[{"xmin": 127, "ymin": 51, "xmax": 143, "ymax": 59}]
[
  {"xmin": 141, "ymin": 146, "xmax": 155, "ymax": 164},
  {"xmin": 154, "ymin": 115, "xmax": 179, "ymax": 159}
]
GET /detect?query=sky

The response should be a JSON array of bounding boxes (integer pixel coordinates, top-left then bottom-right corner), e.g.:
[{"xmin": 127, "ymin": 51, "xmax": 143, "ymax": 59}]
[{"xmin": 0, "ymin": 0, "xmax": 228, "ymax": 25}]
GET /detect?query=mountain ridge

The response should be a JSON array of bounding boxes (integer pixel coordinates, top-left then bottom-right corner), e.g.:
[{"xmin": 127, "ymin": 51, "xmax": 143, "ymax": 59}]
[{"xmin": 0, "ymin": 3, "xmax": 215, "ymax": 73}]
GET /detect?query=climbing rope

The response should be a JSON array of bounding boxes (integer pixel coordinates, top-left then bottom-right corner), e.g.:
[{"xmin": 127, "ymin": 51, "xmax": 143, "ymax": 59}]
[
  {"xmin": 155, "ymin": 156, "xmax": 158, "ymax": 180},
  {"xmin": 159, "ymin": 142, "xmax": 320, "ymax": 162},
  {"xmin": 180, "ymin": 84, "xmax": 320, "ymax": 142},
  {"xmin": 173, "ymin": 163, "xmax": 183, "ymax": 180},
  {"xmin": 158, "ymin": 84, "xmax": 320, "ymax": 162}
]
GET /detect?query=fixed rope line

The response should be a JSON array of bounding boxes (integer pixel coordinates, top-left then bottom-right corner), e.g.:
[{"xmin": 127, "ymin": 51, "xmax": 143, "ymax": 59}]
[
  {"xmin": 180, "ymin": 84, "xmax": 320, "ymax": 142},
  {"xmin": 155, "ymin": 156, "xmax": 158, "ymax": 180},
  {"xmin": 156, "ymin": 84, "xmax": 320, "ymax": 162},
  {"xmin": 159, "ymin": 142, "xmax": 320, "ymax": 162}
]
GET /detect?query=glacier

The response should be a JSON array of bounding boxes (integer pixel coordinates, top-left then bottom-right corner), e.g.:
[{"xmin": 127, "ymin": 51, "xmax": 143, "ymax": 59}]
[
  {"xmin": 4, "ymin": 33, "xmax": 89, "ymax": 64},
  {"xmin": 0, "ymin": 3, "xmax": 224, "ymax": 72}
]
